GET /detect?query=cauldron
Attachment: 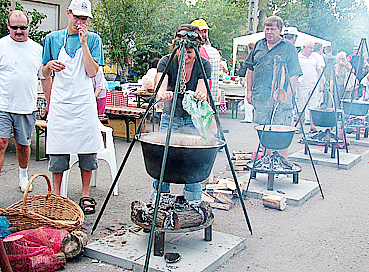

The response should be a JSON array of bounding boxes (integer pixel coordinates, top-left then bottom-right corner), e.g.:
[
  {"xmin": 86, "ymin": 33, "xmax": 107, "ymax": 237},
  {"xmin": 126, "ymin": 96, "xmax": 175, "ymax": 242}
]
[
  {"xmin": 137, "ymin": 133, "xmax": 225, "ymax": 183},
  {"xmin": 255, "ymin": 125, "xmax": 295, "ymax": 150},
  {"xmin": 310, "ymin": 108, "xmax": 342, "ymax": 127},
  {"xmin": 342, "ymin": 100, "xmax": 369, "ymax": 116}
]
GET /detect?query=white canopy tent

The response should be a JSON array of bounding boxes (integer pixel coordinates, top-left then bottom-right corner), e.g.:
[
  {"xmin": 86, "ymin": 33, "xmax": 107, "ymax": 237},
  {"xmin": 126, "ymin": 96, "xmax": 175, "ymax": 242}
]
[{"xmin": 232, "ymin": 31, "xmax": 331, "ymax": 74}]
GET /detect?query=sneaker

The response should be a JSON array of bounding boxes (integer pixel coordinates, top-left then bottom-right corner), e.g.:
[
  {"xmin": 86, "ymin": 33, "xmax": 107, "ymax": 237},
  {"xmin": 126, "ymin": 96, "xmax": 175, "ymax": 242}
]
[
  {"xmin": 19, "ymin": 177, "xmax": 32, "ymax": 192},
  {"xmin": 240, "ymin": 120, "xmax": 251, "ymax": 123}
]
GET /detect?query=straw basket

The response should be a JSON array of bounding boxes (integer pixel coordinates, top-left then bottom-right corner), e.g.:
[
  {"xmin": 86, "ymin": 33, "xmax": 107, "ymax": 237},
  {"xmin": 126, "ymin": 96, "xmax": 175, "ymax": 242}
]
[{"xmin": 0, "ymin": 173, "xmax": 84, "ymax": 232}]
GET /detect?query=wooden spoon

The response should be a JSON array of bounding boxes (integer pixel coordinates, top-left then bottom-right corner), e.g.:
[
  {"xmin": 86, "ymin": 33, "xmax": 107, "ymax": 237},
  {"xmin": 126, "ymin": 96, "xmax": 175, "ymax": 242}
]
[{"xmin": 273, "ymin": 66, "xmax": 287, "ymax": 103}]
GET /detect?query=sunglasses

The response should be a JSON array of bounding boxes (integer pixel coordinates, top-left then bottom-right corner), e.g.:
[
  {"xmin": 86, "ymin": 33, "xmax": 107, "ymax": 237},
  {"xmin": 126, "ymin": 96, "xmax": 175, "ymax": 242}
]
[
  {"xmin": 73, "ymin": 15, "xmax": 88, "ymax": 22},
  {"xmin": 9, "ymin": 25, "xmax": 28, "ymax": 30},
  {"xmin": 176, "ymin": 31, "xmax": 199, "ymax": 40}
]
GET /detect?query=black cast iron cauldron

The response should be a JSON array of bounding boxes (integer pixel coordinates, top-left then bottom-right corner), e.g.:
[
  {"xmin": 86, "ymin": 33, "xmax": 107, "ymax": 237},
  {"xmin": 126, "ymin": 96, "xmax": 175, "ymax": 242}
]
[
  {"xmin": 310, "ymin": 108, "xmax": 342, "ymax": 127},
  {"xmin": 342, "ymin": 100, "xmax": 369, "ymax": 116},
  {"xmin": 255, "ymin": 125, "xmax": 296, "ymax": 150},
  {"xmin": 137, "ymin": 132, "xmax": 226, "ymax": 184}
]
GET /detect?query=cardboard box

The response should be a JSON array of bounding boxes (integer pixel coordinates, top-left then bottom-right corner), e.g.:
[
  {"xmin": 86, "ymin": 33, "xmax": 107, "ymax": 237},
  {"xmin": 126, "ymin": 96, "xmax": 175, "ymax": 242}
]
[{"xmin": 107, "ymin": 117, "xmax": 146, "ymax": 139}]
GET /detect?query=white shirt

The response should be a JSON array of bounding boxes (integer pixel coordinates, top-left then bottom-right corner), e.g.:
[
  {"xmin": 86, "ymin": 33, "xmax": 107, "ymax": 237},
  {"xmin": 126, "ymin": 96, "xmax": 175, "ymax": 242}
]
[
  {"xmin": 0, "ymin": 35, "xmax": 42, "ymax": 114},
  {"xmin": 298, "ymin": 51, "xmax": 325, "ymax": 90}
]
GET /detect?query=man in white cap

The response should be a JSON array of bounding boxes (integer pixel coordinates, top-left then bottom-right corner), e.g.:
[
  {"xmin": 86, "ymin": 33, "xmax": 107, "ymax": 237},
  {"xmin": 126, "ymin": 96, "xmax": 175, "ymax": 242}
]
[
  {"xmin": 283, "ymin": 26, "xmax": 299, "ymax": 45},
  {"xmin": 191, "ymin": 19, "xmax": 220, "ymax": 103},
  {"xmin": 42, "ymin": 0, "xmax": 104, "ymax": 214}
]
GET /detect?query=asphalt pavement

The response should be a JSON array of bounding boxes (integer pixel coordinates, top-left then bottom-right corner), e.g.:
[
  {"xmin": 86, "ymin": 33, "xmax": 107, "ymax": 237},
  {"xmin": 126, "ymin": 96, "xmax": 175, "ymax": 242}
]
[{"xmin": 1, "ymin": 108, "xmax": 368, "ymax": 272}]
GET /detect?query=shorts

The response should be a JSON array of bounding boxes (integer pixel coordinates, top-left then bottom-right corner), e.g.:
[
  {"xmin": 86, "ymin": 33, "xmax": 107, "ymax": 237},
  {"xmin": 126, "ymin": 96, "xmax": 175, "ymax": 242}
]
[
  {"xmin": 0, "ymin": 111, "xmax": 36, "ymax": 145},
  {"xmin": 252, "ymin": 96, "xmax": 292, "ymax": 126},
  {"xmin": 159, "ymin": 113, "xmax": 198, "ymax": 135},
  {"xmin": 296, "ymin": 88, "xmax": 322, "ymax": 119},
  {"xmin": 49, "ymin": 153, "xmax": 98, "ymax": 173}
]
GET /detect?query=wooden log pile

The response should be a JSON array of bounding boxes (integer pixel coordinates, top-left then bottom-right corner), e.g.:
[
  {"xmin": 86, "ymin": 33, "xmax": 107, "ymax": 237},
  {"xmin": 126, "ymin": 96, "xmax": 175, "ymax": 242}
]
[
  {"xmin": 202, "ymin": 176, "xmax": 244, "ymax": 210},
  {"xmin": 225, "ymin": 150, "xmax": 253, "ymax": 171}
]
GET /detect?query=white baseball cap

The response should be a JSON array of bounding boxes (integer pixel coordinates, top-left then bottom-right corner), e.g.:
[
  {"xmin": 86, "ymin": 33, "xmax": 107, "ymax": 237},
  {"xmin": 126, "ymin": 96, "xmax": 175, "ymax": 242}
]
[
  {"xmin": 283, "ymin": 27, "xmax": 299, "ymax": 36},
  {"xmin": 68, "ymin": 0, "xmax": 93, "ymax": 18}
]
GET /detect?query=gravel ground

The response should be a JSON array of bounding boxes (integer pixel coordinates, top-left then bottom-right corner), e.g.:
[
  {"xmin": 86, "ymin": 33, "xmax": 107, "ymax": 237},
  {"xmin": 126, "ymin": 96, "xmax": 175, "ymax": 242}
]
[{"xmin": 1, "ymin": 109, "xmax": 368, "ymax": 272}]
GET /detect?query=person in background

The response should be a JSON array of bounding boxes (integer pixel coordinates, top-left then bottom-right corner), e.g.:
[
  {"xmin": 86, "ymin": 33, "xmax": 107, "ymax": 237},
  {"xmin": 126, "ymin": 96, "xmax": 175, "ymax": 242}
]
[
  {"xmin": 92, "ymin": 66, "xmax": 108, "ymax": 116},
  {"xmin": 191, "ymin": 19, "xmax": 220, "ymax": 103},
  {"xmin": 322, "ymin": 46, "xmax": 336, "ymax": 108},
  {"xmin": 240, "ymin": 42, "xmax": 255, "ymax": 123},
  {"xmin": 219, "ymin": 50, "xmax": 229, "ymax": 75},
  {"xmin": 149, "ymin": 24, "xmax": 211, "ymax": 202},
  {"xmin": 348, "ymin": 46, "xmax": 365, "ymax": 81},
  {"xmin": 283, "ymin": 26, "xmax": 299, "ymax": 45},
  {"xmin": 335, "ymin": 51, "xmax": 354, "ymax": 103},
  {"xmin": 245, "ymin": 16, "xmax": 302, "ymax": 158},
  {"xmin": 296, "ymin": 40, "xmax": 325, "ymax": 133},
  {"xmin": 41, "ymin": 0, "xmax": 104, "ymax": 214},
  {"xmin": 0, "ymin": 10, "xmax": 43, "ymax": 192}
]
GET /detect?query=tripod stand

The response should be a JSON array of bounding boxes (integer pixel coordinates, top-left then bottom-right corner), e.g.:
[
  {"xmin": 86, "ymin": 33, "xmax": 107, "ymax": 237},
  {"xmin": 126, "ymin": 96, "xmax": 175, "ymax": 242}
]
[
  {"xmin": 245, "ymin": 55, "xmax": 324, "ymax": 199},
  {"xmin": 91, "ymin": 39, "xmax": 252, "ymax": 272}
]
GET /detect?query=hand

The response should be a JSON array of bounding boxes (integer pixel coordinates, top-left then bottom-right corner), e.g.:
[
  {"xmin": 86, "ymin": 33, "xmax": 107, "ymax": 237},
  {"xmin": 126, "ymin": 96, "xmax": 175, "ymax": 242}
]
[
  {"xmin": 246, "ymin": 90, "xmax": 252, "ymax": 105},
  {"xmin": 48, "ymin": 60, "xmax": 65, "ymax": 72},
  {"xmin": 193, "ymin": 90, "xmax": 207, "ymax": 102},
  {"xmin": 157, "ymin": 91, "xmax": 174, "ymax": 102},
  {"xmin": 42, "ymin": 103, "xmax": 49, "ymax": 118},
  {"xmin": 77, "ymin": 24, "xmax": 88, "ymax": 44}
]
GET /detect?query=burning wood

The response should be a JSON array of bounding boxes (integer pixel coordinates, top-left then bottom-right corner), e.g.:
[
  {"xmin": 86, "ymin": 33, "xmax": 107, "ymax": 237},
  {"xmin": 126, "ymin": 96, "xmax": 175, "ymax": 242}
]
[
  {"xmin": 251, "ymin": 151, "xmax": 298, "ymax": 172},
  {"xmin": 131, "ymin": 194, "xmax": 213, "ymax": 230}
]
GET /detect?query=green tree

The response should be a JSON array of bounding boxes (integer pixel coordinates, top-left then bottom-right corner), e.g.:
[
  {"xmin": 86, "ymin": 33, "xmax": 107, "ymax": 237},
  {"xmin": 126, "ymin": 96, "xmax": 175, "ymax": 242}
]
[
  {"xmin": 92, "ymin": 0, "xmax": 161, "ymax": 78},
  {"xmin": 0, "ymin": 0, "xmax": 49, "ymax": 44}
]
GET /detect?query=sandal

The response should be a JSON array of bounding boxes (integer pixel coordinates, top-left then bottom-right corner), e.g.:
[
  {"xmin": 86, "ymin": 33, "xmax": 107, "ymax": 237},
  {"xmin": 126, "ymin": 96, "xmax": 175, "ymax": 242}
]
[{"xmin": 79, "ymin": 197, "xmax": 96, "ymax": 214}]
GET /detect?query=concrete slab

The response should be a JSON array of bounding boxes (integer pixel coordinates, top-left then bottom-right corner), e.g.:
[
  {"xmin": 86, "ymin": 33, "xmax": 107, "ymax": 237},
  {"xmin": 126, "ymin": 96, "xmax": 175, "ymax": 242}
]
[
  {"xmin": 84, "ymin": 229, "xmax": 246, "ymax": 272},
  {"xmin": 238, "ymin": 173, "xmax": 320, "ymax": 206},
  {"xmin": 288, "ymin": 148, "xmax": 361, "ymax": 169},
  {"xmin": 346, "ymin": 133, "xmax": 369, "ymax": 147}
]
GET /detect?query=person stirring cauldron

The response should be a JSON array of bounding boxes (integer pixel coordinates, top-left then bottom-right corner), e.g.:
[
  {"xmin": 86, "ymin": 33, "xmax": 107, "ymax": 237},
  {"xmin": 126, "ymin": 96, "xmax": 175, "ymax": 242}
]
[{"xmin": 149, "ymin": 24, "xmax": 212, "ymax": 202}]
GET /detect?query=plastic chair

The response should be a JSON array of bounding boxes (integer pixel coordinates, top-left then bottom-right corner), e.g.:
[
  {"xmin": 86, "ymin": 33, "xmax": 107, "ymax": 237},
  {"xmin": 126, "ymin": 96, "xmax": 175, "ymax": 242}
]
[{"xmin": 60, "ymin": 122, "xmax": 118, "ymax": 197}]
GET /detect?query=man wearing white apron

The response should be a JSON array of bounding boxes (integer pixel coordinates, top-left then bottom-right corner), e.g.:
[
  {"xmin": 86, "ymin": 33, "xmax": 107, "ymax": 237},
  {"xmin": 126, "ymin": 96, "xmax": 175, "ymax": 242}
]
[{"xmin": 41, "ymin": 0, "xmax": 104, "ymax": 214}]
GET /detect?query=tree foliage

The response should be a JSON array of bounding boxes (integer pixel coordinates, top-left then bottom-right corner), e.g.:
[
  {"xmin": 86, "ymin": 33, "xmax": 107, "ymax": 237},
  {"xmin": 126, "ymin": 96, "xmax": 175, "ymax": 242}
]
[
  {"xmin": 0, "ymin": 0, "xmax": 49, "ymax": 44},
  {"xmin": 92, "ymin": 0, "xmax": 161, "ymax": 76}
]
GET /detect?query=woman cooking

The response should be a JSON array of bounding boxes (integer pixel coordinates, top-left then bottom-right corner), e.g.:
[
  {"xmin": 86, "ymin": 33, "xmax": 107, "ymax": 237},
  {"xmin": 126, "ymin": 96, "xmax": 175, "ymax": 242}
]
[{"xmin": 149, "ymin": 24, "xmax": 212, "ymax": 202}]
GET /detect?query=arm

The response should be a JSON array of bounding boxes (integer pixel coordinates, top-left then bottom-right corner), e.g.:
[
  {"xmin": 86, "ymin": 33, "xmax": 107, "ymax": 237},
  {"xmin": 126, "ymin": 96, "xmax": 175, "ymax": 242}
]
[
  {"xmin": 288, "ymin": 75, "xmax": 299, "ymax": 96},
  {"xmin": 41, "ymin": 77, "xmax": 52, "ymax": 116},
  {"xmin": 193, "ymin": 79, "xmax": 207, "ymax": 102},
  {"xmin": 94, "ymin": 88, "xmax": 102, "ymax": 98},
  {"xmin": 78, "ymin": 24, "xmax": 99, "ymax": 78},
  {"xmin": 246, "ymin": 69, "xmax": 253, "ymax": 105},
  {"xmin": 156, "ymin": 72, "xmax": 173, "ymax": 102}
]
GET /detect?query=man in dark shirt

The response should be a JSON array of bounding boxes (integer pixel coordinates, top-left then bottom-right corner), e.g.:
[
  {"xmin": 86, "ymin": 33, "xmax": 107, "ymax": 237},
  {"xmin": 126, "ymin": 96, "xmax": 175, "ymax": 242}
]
[{"xmin": 245, "ymin": 15, "xmax": 302, "ymax": 158}]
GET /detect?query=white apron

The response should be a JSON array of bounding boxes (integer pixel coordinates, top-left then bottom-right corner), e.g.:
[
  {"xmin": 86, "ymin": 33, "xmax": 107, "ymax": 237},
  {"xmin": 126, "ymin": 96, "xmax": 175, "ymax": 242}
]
[{"xmin": 46, "ymin": 32, "xmax": 103, "ymax": 154}]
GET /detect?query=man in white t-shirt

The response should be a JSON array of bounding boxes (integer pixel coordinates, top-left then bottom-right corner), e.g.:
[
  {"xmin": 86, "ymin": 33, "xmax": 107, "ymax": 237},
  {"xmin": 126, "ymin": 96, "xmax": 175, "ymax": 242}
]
[
  {"xmin": 296, "ymin": 40, "xmax": 325, "ymax": 132},
  {"xmin": 0, "ymin": 10, "xmax": 43, "ymax": 192}
]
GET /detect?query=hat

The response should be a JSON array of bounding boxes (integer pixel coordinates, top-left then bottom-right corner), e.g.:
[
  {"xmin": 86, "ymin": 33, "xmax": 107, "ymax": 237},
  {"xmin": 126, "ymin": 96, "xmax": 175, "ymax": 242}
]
[
  {"xmin": 68, "ymin": 0, "xmax": 93, "ymax": 18},
  {"xmin": 191, "ymin": 19, "xmax": 210, "ymax": 30},
  {"xmin": 283, "ymin": 26, "xmax": 298, "ymax": 36}
]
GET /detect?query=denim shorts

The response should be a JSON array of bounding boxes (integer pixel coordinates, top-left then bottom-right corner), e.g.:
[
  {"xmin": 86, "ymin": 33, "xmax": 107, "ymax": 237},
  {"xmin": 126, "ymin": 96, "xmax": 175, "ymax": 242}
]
[
  {"xmin": 0, "ymin": 111, "xmax": 36, "ymax": 145},
  {"xmin": 49, "ymin": 153, "xmax": 98, "ymax": 173}
]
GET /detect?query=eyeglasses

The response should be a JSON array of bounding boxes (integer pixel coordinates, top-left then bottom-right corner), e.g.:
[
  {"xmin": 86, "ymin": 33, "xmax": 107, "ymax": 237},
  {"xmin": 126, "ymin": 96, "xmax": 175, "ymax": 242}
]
[
  {"xmin": 176, "ymin": 31, "xmax": 199, "ymax": 40},
  {"xmin": 73, "ymin": 15, "xmax": 88, "ymax": 22},
  {"xmin": 9, "ymin": 25, "xmax": 28, "ymax": 30}
]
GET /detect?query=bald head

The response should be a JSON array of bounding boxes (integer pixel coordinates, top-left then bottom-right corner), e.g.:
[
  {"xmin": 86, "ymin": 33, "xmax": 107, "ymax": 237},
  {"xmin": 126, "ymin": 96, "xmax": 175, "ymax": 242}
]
[
  {"xmin": 302, "ymin": 40, "xmax": 314, "ymax": 58},
  {"xmin": 8, "ymin": 10, "xmax": 29, "ymax": 25}
]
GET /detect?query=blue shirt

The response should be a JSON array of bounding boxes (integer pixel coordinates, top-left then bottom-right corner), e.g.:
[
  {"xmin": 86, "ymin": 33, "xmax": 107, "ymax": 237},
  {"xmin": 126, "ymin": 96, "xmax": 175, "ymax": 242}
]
[{"xmin": 42, "ymin": 29, "xmax": 104, "ymax": 65}]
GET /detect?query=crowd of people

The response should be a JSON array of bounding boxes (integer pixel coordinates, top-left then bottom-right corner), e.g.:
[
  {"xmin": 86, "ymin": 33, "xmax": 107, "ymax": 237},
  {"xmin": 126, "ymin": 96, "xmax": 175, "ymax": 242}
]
[{"xmin": 1, "ymin": 0, "xmax": 368, "ymax": 214}]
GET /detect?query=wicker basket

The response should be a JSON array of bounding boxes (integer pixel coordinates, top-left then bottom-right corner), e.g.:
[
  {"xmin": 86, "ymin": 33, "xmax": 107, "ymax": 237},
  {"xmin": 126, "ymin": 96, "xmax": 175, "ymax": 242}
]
[{"xmin": 0, "ymin": 173, "xmax": 84, "ymax": 232}]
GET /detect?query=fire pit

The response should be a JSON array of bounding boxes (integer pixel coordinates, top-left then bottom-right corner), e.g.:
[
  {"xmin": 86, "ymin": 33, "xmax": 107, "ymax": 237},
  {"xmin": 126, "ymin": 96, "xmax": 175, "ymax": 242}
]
[
  {"xmin": 130, "ymin": 194, "xmax": 214, "ymax": 256},
  {"xmin": 247, "ymin": 151, "xmax": 302, "ymax": 190}
]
